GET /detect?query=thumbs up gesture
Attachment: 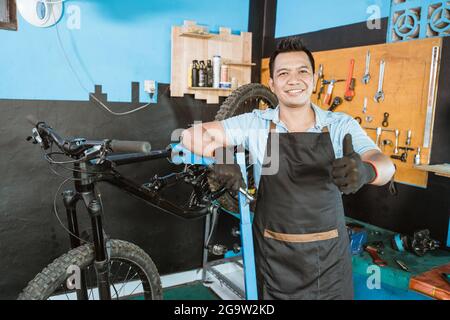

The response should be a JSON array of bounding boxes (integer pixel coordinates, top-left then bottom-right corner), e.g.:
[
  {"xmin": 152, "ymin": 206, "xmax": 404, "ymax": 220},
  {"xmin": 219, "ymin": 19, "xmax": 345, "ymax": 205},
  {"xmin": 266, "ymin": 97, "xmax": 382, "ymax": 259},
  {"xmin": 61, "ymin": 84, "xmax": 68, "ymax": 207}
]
[{"xmin": 331, "ymin": 134, "xmax": 377, "ymax": 194}]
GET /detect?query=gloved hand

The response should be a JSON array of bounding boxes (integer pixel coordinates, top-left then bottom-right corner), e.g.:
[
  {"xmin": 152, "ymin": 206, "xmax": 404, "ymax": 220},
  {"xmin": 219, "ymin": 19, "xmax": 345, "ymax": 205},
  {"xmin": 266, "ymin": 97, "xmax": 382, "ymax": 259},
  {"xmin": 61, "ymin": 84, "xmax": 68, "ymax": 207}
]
[
  {"xmin": 208, "ymin": 164, "xmax": 246, "ymax": 194},
  {"xmin": 332, "ymin": 134, "xmax": 377, "ymax": 194}
]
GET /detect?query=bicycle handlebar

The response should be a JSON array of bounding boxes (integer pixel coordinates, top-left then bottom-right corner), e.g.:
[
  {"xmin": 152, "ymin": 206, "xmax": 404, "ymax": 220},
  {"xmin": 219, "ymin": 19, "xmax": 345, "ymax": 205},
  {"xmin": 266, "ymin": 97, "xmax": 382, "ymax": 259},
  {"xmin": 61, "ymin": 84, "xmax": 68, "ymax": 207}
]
[
  {"xmin": 27, "ymin": 115, "xmax": 152, "ymax": 156},
  {"xmin": 110, "ymin": 140, "xmax": 151, "ymax": 154}
]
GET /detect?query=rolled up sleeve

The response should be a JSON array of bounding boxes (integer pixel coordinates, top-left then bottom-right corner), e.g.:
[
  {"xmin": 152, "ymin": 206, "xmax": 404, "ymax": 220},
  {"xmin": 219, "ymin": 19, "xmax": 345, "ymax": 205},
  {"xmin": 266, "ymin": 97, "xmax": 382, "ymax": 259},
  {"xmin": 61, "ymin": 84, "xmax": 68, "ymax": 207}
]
[
  {"xmin": 342, "ymin": 117, "xmax": 380, "ymax": 155},
  {"xmin": 220, "ymin": 113, "xmax": 255, "ymax": 149}
]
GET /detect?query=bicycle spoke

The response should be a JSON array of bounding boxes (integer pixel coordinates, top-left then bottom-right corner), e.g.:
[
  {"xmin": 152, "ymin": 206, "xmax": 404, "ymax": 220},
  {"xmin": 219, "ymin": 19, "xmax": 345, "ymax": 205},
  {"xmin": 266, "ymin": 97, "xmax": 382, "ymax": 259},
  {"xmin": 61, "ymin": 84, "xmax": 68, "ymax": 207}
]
[
  {"xmin": 115, "ymin": 266, "xmax": 132, "ymax": 297},
  {"xmin": 87, "ymin": 265, "xmax": 94, "ymax": 300},
  {"xmin": 111, "ymin": 283, "xmax": 120, "ymax": 300},
  {"xmin": 110, "ymin": 261, "xmax": 123, "ymax": 286},
  {"xmin": 127, "ymin": 281, "xmax": 144, "ymax": 298},
  {"xmin": 118, "ymin": 271, "xmax": 140, "ymax": 298},
  {"xmin": 62, "ymin": 283, "xmax": 71, "ymax": 300},
  {"xmin": 117, "ymin": 271, "xmax": 139, "ymax": 298}
]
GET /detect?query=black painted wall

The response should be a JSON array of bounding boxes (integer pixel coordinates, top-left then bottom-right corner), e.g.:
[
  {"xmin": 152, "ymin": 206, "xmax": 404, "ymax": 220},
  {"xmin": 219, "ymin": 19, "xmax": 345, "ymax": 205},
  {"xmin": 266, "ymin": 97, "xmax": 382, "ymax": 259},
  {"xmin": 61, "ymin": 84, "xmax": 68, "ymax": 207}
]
[
  {"xmin": 251, "ymin": 0, "xmax": 450, "ymax": 246},
  {"xmin": 0, "ymin": 84, "xmax": 227, "ymax": 299}
]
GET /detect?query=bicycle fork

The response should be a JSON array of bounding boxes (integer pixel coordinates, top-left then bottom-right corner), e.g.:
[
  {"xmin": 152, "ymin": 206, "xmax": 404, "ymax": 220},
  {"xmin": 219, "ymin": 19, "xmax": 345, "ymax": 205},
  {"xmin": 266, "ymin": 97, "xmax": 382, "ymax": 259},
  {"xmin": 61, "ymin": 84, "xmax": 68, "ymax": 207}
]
[{"xmin": 62, "ymin": 183, "xmax": 112, "ymax": 300}]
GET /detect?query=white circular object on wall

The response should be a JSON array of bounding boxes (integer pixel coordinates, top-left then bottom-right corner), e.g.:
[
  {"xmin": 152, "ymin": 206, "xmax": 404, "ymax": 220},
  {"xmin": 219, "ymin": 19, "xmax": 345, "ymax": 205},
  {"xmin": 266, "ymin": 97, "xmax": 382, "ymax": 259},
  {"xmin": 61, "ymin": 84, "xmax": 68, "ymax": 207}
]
[{"xmin": 17, "ymin": 0, "xmax": 64, "ymax": 27}]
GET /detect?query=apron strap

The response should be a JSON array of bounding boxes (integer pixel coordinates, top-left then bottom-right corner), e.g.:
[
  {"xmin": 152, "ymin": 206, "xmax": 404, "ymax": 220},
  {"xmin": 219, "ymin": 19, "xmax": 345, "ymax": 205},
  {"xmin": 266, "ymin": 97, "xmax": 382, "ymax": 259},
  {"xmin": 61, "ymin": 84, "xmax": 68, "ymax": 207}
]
[{"xmin": 270, "ymin": 121, "xmax": 276, "ymax": 132}]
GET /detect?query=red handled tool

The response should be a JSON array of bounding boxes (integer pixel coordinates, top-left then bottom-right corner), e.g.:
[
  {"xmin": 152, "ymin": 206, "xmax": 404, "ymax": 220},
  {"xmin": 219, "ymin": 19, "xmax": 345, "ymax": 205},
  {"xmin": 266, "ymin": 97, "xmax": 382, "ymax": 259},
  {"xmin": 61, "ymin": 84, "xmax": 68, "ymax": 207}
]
[
  {"xmin": 344, "ymin": 59, "xmax": 356, "ymax": 101},
  {"xmin": 364, "ymin": 245, "xmax": 388, "ymax": 267}
]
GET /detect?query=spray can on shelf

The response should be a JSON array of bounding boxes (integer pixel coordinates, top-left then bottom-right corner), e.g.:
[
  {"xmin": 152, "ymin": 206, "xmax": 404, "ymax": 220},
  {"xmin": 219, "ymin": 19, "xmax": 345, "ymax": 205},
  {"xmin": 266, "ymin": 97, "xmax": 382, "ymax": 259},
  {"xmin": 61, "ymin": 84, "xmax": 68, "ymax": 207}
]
[
  {"xmin": 213, "ymin": 55, "xmax": 221, "ymax": 88},
  {"xmin": 191, "ymin": 60, "xmax": 199, "ymax": 88},
  {"xmin": 199, "ymin": 61, "xmax": 206, "ymax": 87},
  {"xmin": 221, "ymin": 65, "xmax": 229, "ymax": 84},
  {"xmin": 206, "ymin": 60, "xmax": 213, "ymax": 87}
]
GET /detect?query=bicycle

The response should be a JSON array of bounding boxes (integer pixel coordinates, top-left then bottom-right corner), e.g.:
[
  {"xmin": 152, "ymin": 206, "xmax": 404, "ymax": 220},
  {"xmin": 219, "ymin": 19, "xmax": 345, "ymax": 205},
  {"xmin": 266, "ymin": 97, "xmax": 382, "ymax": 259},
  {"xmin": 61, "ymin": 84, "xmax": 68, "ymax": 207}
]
[{"xmin": 18, "ymin": 83, "xmax": 278, "ymax": 300}]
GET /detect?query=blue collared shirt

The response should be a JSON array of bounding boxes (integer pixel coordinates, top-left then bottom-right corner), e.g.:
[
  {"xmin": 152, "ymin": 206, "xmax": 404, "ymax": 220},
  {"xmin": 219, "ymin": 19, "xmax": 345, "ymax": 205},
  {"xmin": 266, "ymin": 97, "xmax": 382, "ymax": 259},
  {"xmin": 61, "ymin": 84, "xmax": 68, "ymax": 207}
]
[{"xmin": 221, "ymin": 103, "xmax": 379, "ymax": 188}]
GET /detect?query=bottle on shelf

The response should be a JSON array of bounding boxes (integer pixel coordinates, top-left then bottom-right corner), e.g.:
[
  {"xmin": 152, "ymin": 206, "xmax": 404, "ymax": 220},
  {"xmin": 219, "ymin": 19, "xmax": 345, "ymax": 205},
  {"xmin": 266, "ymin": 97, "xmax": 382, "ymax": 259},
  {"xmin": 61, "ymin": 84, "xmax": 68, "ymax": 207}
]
[
  {"xmin": 199, "ymin": 60, "xmax": 206, "ymax": 87},
  {"xmin": 206, "ymin": 60, "xmax": 213, "ymax": 87},
  {"xmin": 191, "ymin": 60, "xmax": 199, "ymax": 87},
  {"xmin": 220, "ymin": 65, "xmax": 229, "ymax": 88},
  {"xmin": 213, "ymin": 55, "xmax": 221, "ymax": 88}
]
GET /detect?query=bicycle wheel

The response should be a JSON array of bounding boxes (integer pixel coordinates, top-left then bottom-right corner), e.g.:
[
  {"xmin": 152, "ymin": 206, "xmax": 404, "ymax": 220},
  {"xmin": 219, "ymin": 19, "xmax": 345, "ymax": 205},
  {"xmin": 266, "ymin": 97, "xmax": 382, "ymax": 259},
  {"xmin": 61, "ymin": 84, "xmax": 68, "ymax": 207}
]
[
  {"xmin": 18, "ymin": 239, "xmax": 162, "ymax": 300},
  {"xmin": 211, "ymin": 83, "xmax": 278, "ymax": 213}
]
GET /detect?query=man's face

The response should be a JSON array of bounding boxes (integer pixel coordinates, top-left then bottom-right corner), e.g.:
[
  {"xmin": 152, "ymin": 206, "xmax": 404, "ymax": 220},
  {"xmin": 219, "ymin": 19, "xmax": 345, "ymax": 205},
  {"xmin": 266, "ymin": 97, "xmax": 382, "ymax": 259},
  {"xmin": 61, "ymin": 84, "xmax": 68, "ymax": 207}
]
[{"xmin": 269, "ymin": 51, "xmax": 317, "ymax": 109}]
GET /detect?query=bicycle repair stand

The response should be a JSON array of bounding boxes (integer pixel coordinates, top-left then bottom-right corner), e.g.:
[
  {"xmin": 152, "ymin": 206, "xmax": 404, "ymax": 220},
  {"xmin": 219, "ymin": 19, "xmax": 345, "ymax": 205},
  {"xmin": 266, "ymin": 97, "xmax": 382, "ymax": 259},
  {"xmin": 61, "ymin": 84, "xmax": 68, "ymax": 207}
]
[
  {"xmin": 171, "ymin": 145, "xmax": 258, "ymax": 300},
  {"xmin": 202, "ymin": 151, "xmax": 257, "ymax": 300}
]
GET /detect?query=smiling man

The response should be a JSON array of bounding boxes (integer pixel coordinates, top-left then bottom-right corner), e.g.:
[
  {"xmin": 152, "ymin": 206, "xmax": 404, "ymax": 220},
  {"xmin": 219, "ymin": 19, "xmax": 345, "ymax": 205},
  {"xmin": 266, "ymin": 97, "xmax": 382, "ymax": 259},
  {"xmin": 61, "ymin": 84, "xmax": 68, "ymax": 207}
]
[{"xmin": 181, "ymin": 37, "xmax": 395, "ymax": 300}]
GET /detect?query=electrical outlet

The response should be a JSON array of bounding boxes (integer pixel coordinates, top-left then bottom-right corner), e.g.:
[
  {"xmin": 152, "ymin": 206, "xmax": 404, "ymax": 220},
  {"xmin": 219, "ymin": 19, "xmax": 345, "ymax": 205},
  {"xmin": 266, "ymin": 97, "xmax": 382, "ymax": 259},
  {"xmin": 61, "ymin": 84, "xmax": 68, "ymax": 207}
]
[{"xmin": 144, "ymin": 80, "xmax": 156, "ymax": 94}]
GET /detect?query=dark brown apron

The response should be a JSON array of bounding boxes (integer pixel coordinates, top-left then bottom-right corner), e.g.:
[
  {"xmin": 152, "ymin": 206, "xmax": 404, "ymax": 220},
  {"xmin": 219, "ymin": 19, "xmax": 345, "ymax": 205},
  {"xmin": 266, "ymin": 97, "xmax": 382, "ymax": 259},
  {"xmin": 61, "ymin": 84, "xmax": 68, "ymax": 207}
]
[{"xmin": 253, "ymin": 123, "xmax": 354, "ymax": 300}]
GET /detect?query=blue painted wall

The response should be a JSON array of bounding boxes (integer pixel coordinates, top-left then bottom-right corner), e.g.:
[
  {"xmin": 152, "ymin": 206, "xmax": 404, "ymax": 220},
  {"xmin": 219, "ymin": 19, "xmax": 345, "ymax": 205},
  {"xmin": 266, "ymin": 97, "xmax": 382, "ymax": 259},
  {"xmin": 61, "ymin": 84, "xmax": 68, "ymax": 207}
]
[
  {"xmin": 275, "ymin": 0, "xmax": 391, "ymax": 38},
  {"xmin": 0, "ymin": 0, "xmax": 249, "ymax": 101}
]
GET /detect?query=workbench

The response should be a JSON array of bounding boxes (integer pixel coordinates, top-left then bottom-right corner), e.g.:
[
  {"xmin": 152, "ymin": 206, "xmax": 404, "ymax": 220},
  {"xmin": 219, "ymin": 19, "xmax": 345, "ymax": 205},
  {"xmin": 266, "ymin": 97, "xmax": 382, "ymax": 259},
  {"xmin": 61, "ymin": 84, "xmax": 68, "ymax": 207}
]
[{"xmin": 348, "ymin": 218, "xmax": 450, "ymax": 300}]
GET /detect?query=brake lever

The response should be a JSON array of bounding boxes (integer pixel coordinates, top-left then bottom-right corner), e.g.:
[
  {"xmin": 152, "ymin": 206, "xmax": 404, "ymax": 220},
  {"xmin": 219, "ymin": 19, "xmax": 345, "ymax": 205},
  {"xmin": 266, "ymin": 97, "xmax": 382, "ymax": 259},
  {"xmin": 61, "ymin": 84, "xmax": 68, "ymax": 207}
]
[
  {"xmin": 26, "ymin": 136, "xmax": 37, "ymax": 144},
  {"xmin": 27, "ymin": 127, "xmax": 51, "ymax": 149}
]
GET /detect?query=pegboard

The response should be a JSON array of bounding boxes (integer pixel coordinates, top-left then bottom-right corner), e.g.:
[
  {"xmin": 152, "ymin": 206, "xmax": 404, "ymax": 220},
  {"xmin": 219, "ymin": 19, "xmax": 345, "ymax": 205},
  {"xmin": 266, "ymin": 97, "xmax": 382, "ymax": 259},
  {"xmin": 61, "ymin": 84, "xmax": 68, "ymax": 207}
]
[
  {"xmin": 388, "ymin": 0, "xmax": 450, "ymax": 42},
  {"xmin": 261, "ymin": 37, "xmax": 443, "ymax": 188}
]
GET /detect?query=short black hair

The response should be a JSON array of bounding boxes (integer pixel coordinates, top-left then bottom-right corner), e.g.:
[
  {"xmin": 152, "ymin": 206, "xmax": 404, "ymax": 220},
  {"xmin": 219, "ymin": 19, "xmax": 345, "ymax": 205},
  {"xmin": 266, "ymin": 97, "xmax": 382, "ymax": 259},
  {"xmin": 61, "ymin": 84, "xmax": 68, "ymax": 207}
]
[{"xmin": 269, "ymin": 37, "xmax": 315, "ymax": 78}]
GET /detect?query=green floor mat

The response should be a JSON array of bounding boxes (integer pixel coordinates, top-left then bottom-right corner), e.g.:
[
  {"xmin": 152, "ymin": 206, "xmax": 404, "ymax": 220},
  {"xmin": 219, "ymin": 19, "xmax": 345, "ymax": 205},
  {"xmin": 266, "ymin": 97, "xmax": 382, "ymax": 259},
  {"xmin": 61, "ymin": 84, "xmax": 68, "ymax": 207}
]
[{"xmin": 163, "ymin": 281, "xmax": 220, "ymax": 300}]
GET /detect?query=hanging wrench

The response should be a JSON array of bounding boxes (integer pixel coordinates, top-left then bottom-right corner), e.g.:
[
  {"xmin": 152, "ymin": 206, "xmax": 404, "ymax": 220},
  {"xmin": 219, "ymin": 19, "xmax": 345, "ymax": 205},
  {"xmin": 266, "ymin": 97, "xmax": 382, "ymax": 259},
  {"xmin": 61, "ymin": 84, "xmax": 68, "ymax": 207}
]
[
  {"xmin": 362, "ymin": 97, "xmax": 368, "ymax": 114},
  {"xmin": 375, "ymin": 127, "xmax": 382, "ymax": 147},
  {"xmin": 394, "ymin": 129, "xmax": 399, "ymax": 154},
  {"xmin": 364, "ymin": 127, "xmax": 382, "ymax": 146},
  {"xmin": 362, "ymin": 50, "xmax": 371, "ymax": 84},
  {"xmin": 374, "ymin": 60, "xmax": 386, "ymax": 103}
]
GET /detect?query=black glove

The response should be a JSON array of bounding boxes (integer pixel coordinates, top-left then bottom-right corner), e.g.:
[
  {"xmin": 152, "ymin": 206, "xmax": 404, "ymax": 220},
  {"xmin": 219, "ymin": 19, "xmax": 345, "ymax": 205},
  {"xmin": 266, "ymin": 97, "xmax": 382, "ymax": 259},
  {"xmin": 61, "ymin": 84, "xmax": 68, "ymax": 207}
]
[
  {"xmin": 332, "ymin": 134, "xmax": 376, "ymax": 195},
  {"xmin": 208, "ymin": 164, "xmax": 246, "ymax": 193}
]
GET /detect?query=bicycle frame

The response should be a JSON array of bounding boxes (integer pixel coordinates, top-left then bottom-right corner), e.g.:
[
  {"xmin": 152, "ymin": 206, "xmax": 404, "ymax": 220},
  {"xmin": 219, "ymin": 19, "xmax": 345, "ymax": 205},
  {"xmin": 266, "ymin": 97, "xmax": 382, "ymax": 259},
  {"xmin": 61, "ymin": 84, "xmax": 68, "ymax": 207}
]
[{"xmin": 60, "ymin": 144, "xmax": 225, "ymax": 300}]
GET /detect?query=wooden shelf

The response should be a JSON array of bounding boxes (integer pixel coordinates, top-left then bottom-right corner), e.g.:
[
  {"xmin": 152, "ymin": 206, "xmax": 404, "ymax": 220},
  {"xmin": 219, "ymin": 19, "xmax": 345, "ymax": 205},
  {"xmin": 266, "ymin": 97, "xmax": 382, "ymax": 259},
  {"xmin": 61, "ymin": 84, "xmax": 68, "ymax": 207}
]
[
  {"xmin": 171, "ymin": 21, "xmax": 252, "ymax": 104},
  {"xmin": 414, "ymin": 164, "xmax": 450, "ymax": 178},
  {"xmin": 188, "ymin": 87, "xmax": 232, "ymax": 91},
  {"xmin": 179, "ymin": 32, "xmax": 213, "ymax": 39},
  {"xmin": 223, "ymin": 61, "xmax": 256, "ymax": 67}
]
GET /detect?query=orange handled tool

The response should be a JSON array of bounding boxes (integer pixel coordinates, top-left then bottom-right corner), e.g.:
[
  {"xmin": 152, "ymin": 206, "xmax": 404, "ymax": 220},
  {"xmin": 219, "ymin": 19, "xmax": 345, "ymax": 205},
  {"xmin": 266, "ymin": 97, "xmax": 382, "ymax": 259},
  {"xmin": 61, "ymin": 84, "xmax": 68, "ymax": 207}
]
[{"xmin": 322, "ymin": 80, "xmax": 335, "ymax": 106}]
